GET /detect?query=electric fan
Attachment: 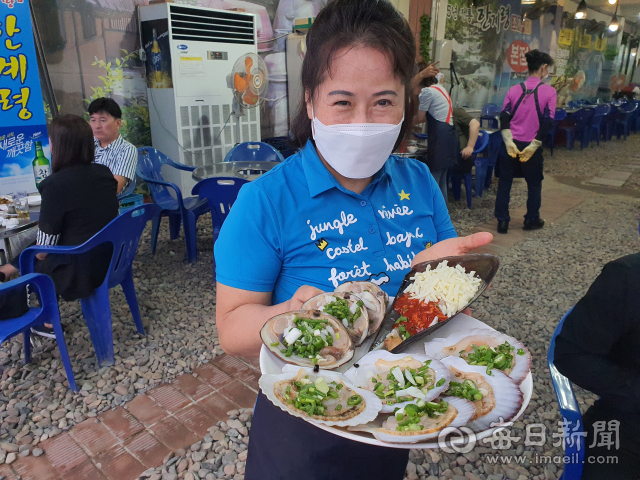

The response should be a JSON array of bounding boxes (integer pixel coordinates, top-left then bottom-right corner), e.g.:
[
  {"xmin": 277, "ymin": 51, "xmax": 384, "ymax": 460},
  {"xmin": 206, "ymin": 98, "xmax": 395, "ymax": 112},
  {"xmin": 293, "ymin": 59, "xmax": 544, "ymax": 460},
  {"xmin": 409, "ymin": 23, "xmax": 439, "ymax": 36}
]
[{"xmin": 226, "ymin": 52, "xmax": 269, "ymax": 144}]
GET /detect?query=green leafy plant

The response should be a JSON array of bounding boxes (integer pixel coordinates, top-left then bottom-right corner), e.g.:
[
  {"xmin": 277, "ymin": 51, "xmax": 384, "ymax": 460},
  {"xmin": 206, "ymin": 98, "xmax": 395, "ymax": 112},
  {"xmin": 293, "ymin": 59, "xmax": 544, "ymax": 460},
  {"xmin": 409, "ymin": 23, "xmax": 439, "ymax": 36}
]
[
  {"xmin": 87, "ymin": 50, "xmax": 138, "ymax": 101},
  {"xmin": 420, "ymin": 14, "xmax": 431, "ymax": 64}
]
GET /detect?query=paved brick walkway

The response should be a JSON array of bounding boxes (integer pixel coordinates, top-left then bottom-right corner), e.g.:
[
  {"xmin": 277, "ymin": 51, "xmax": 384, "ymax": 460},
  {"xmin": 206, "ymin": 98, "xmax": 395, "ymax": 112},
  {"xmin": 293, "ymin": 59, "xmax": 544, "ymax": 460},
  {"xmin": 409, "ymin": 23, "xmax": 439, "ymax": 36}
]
[{"xmin": 0, "ymin": 355, "xmax": 259, "ymax": 480}]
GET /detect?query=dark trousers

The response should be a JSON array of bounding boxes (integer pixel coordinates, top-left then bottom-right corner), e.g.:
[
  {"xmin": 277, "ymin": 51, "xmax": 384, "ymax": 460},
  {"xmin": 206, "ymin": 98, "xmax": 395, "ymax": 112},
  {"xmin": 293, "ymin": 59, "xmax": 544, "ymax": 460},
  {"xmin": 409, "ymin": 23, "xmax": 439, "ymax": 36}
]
[
  {"xmin": 581, "ymin": 404, "xmax": 640, "ymax": 480},
  {"xmin": 245, "ymin": 392, "xmax": 409, "ymax": 480},
  {"xmin": 494, "ymin": 139, "xmax": 544, "ymax": 223}
]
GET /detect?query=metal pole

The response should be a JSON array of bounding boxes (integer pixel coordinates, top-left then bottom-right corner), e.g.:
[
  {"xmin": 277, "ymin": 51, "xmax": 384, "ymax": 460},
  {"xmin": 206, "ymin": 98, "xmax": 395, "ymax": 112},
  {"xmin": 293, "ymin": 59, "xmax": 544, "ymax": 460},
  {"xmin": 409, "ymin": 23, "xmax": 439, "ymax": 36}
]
[{"xmin": 29, "ymin": 0, "xmax": 59, "ymax": 119}]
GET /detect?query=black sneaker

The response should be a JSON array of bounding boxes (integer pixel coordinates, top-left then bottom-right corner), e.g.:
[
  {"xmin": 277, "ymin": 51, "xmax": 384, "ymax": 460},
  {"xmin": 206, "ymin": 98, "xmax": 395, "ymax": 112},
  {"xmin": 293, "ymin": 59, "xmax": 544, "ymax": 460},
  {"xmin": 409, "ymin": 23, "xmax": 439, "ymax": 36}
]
[
  {"xmin": 31, "ymin": 325, "xmax": 55, "ymax": 338},
  {"xmin": 497, "ymin": 220, "xmax": 509, "ymax": 234},
  {"xmin": 523, "ymin": 218, "xmax": 545, "ymax": 231}
]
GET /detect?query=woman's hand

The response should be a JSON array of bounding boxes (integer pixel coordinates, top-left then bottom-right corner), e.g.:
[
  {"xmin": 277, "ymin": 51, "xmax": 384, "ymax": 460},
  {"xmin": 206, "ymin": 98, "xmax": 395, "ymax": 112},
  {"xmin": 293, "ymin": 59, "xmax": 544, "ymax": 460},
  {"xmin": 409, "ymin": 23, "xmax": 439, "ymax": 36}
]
[
  {"xmin": 287, "ymin": 285, "xmax": 325, "ymax": 310},
  {"xmin": 411, "ymin": 232, "xmax": 493, "ymax": 267}
]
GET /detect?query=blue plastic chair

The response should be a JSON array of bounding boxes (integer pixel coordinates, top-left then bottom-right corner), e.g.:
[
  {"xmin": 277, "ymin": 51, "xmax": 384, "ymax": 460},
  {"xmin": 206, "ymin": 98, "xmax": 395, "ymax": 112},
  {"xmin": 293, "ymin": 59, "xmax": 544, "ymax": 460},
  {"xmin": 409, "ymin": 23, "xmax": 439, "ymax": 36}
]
[
  {"xmin": 0, "ymin": 274, "xmax": 77, "ymax": 391},
  {"xmin": 136, "ymin": 147, "xmax": 210, "ymax": 263},
  {"xmin": 544, "ymin": 108, "xmax": 567, "ymax": 156},
  {"xmin": 450, "ymin": 131, "xmax": 490, "ymax": 208},
  {"xmin": 262, "ymin": 136, "xmax": 299, "ymax": 159},
  {"xmin": 480, "ymin": 103, "xmax": 500, "ymax": 129},
  {"xmin": 628, "ymin": 101, "xmax": 640, "ymax": 134},
  {"xmin": 20, "ymin": 205, "xmax": 159, "ymax": 368},
  {"xmin": 191, "ymin": 177, "xmax": 249, "ymax": 277},
  {"xmin": 224, "ymin": 142, "xmax": 285, "ymax": 163},
  {"xmin": 567, "ymin": 100, "xmax": 579, "ymax": 109},
  {"xmin": 585, "ymin": 105, "xmax": 610, "ymax": 147},
  {"xmin": 614, "ymin": 103, "xmax": 638, "ymax": 139},
  {"xmin": 548, "ymin": 308, "xmax": 585, "ymax": 480},
  {"xmin": 473, "ymin": 129, "xmax": 502, "ymax": 198},
  {"xmin": 117, "ymin": 174, "xmax": 137, "ymax": 201},
  {"xmin": 558, "ymin": 109, "xmax": 592, "ymax": 150}
]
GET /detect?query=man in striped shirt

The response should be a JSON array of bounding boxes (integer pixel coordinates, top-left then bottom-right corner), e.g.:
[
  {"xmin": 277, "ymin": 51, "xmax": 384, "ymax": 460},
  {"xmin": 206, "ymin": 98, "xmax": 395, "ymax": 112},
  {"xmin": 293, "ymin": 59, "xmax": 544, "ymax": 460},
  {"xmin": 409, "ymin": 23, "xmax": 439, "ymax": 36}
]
[{"xmin": 88, "ymin": 98, "xmax": 137, "ymax": 194}]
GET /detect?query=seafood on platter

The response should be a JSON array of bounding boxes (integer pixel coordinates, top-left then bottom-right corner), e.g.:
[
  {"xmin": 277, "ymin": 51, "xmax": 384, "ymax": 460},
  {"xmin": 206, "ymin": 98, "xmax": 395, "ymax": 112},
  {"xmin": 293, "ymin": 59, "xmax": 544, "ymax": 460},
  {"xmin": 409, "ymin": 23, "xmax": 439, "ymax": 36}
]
[
  {"xmin": 334, "ymin": 281, "xmax": 388, "ymax": 337},
  {"xmin": 344, "ymin": 351, "xmax": 449, "ymax": 413},
  {"xmin": 348, "ymin": 396, "xmax": 475, "ymax": 443},
  {"xmin": 260, "ymin": 311, "xmax": 353, "ymax": 369},
  {"xmin": 259, "ymin": 367, "xmax": 382, "ymax": 427},
  {"xmin": 302, "ymin": 292, "xmax": 370, "ymax": 346},
  {"xmin": 441, "ymin": 356, "xmax": 523, "ymax": 432},
  {"xmin": 423, "ymin": 328, "xmax": 532, "ymax": 384}
]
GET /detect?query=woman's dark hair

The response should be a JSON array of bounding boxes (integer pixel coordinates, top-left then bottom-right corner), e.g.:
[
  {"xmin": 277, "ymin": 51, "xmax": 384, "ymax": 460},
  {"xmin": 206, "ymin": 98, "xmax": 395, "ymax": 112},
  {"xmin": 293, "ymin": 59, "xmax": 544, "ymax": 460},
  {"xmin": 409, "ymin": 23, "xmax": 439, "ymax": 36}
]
[
  {"xmin": 88, "ymin": 97, "xmax": 122, "ymax": 119},
  {"xmin": 525, "ymin": 50, "xmax": 554, "ymax": 73},
  {"xmin": 290, "ymin": 0, "xmax": 416, "ymax": 148},
  {"xmin": 48, "ymin": 115, "xmax": 95, "ymax": 173}
]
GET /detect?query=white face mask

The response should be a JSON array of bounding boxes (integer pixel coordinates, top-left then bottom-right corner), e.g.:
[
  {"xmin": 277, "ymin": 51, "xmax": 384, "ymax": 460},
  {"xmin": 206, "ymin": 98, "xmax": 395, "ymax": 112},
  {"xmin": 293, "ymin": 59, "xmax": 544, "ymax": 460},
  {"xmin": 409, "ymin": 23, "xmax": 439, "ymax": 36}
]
[{"xmin": 311, "ymin": 106, "xmax": 403, "ymax": 179}]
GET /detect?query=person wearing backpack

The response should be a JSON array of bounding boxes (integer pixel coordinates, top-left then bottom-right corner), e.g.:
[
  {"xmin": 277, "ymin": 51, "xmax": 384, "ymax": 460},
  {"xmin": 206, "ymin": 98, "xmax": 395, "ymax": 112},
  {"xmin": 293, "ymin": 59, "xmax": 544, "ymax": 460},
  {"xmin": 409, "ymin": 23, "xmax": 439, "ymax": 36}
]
[{"xmin": 495, "ymin": 50, "xmax": 556, "ymax": 234}]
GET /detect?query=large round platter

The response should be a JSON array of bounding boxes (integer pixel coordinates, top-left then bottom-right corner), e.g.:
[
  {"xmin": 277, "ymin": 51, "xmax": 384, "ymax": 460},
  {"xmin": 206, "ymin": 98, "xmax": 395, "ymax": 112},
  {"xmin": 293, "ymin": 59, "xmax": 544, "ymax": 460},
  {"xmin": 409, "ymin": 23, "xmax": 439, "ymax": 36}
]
[{"xmin": 260, "ymin": 313, "xmax": 533, "ymax": 450}]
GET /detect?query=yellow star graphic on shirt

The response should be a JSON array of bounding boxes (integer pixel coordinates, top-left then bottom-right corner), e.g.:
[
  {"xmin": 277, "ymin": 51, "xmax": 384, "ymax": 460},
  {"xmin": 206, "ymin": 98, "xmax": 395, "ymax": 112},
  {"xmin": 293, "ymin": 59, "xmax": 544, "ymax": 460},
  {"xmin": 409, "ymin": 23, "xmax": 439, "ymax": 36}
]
[{"xmin": 398, "ymin": 190, "xmax": 410, "ymax": 201}]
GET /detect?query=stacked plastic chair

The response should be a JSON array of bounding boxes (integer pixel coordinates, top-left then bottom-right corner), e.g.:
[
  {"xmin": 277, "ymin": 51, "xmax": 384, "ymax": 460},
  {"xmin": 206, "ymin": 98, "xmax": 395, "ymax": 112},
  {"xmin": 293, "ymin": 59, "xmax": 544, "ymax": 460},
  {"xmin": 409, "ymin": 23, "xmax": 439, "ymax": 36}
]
[{"xmin": 450, "ymin": 130, "xmax": 490, "ymax": 208}]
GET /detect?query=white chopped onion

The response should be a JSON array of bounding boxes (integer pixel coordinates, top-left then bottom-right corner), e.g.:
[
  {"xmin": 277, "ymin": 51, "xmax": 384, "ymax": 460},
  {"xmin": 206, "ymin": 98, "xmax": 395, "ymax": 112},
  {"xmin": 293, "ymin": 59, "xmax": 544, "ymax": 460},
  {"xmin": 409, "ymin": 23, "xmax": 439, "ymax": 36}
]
[
  {"xmin": 360, "ymin": 291, "xmax": 378, "ymax": 311},
  {"xmin": 324, "ymin": 295, "xmax": 336, "ymax": 304},
  {"xmin": 391, "ymin": 366, "xmax": 405, "ymax": 388},
  {"xmin": 395, "ymin": 386, "xmax": 426, "ymax": 399},
  {"xmin": 314, "ymin": 330, "xmax": 321, "ymax": 336},
  {"xmin": 404, "ymin": 368, "xmax": 417, "ymax": 386},
  {"xmin": 284, "ymin": 328, "xmax": 302, "ymax": 345},
  {"xmin": 325, "ymin": 325, "xmax": 335, "ymax": 337},
  {"xmin": 342, "ymin": 318, "xmax": 349, "ymax": 328},
  {"xmin": 349, "ymin": 302, "xmax": 358, "ymax": 314}
]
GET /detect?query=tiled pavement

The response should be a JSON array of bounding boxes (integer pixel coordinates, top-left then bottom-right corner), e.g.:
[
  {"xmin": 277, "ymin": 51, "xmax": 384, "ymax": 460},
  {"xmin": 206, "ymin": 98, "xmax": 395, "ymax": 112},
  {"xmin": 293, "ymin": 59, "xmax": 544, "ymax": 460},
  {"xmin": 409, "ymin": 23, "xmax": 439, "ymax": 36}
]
[{"xmin": 0, "ymin": 355, "xmax": 259, "ymax": 480}]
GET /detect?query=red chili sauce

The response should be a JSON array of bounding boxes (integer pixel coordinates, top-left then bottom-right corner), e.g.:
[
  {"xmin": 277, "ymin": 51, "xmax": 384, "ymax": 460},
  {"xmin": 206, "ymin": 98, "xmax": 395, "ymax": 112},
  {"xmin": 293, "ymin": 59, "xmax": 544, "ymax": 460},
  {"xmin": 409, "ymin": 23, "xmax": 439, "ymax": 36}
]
[{"xmin": 393, "ymin": 293, "xmax": 449, "ymax": 335}]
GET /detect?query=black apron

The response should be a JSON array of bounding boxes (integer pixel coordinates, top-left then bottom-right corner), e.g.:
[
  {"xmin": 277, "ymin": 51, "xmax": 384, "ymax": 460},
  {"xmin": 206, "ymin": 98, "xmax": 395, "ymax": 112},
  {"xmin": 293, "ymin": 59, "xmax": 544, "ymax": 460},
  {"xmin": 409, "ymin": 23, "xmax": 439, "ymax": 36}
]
[
  {"xmin": 245, "ymin": 392, "xmax": 409, "ymax": 480},
  {"xmin": 425, "ymin": 87, "xmax": 460, "ymax": 171}
]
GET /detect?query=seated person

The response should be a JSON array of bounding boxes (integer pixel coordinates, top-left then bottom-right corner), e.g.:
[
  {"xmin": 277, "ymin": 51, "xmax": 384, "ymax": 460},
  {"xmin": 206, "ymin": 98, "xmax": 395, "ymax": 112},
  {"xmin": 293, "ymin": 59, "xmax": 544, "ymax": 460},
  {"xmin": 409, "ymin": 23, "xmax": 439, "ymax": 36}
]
[
  {"xmin": 88, "ymin": 98, "xmax": 137, "ymax": 194},
  {"xmin": 451, "ymin": 107, "xmax": 480, "ymax": 176},
  {"xmin": 554, "ymin": 250, "xmax": 640, "ymax": 479},
  {"xmin": 0, "ymin": 115, "xmax": 119, "ymax": 336}
]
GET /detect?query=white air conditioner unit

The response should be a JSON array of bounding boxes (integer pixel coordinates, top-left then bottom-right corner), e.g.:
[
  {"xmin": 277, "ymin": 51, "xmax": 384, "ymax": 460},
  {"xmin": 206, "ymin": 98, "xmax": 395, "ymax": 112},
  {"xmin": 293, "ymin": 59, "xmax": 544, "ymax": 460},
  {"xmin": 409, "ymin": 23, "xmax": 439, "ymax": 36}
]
[{"xmin": 139, "ymin": 3, "xmax": 261, "ymax": 194}]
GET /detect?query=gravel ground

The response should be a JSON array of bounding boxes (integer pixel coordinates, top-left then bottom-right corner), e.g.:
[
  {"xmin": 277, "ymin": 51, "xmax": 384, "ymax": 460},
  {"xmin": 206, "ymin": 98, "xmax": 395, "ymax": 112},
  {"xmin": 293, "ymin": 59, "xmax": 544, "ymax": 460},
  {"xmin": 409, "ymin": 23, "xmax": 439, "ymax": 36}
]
[{"xmin": 1, "ymin": 136, "xmax": 639, "ymax": 477}]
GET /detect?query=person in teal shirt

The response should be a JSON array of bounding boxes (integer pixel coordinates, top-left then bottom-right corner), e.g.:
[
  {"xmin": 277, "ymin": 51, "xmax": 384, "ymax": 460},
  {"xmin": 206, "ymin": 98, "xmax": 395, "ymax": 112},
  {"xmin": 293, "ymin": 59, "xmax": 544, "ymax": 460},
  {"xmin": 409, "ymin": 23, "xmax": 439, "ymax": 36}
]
[{"xmin": 213, "ymin": 0, "xmax": 493, "ymax": 478}]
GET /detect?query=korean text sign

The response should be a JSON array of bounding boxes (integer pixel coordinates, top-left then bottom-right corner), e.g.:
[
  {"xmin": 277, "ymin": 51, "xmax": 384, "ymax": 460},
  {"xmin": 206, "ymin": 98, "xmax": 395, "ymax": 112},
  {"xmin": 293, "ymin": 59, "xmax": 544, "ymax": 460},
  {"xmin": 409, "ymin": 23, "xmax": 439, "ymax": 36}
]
[{"xmin": 0, "ymin": 0, "xmax": 49, "ymax": 195}]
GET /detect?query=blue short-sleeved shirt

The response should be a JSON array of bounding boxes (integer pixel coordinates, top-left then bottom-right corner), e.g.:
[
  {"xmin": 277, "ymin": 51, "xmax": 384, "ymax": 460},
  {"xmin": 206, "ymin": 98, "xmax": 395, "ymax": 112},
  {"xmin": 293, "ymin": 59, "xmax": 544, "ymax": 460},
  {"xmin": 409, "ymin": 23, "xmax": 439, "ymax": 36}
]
[{"xmin": 214, "ymin": 140, "xmax": 457, "ymax": 305}]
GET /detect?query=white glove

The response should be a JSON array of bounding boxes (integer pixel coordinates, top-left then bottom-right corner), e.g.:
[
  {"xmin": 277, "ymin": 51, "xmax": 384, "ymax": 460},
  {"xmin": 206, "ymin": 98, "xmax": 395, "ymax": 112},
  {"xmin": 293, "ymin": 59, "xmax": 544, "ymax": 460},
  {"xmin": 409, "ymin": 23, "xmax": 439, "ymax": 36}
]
[
  {"xmin": 519, "ymin": 139, "xmax": 542, "ymax": 163},
  {"xmin": 501, "ymin": 130, "xmax": 521, "ymax": 158}
]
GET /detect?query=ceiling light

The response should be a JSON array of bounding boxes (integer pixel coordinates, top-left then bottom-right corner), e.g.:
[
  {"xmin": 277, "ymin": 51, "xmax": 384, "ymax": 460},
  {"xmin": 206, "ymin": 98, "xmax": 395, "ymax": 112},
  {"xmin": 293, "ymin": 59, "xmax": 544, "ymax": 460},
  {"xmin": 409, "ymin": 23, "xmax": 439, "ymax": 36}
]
[
  {"xmin": 608, "ymin": 0, "xmax": 616, "ymax": 4},
  {"xmin": 574, "ymin": 0, "xmax": 587, "ymax": 19},
  {"xmin": 609, "ymin": 5, "xmax": 619, "ymax": 32}
]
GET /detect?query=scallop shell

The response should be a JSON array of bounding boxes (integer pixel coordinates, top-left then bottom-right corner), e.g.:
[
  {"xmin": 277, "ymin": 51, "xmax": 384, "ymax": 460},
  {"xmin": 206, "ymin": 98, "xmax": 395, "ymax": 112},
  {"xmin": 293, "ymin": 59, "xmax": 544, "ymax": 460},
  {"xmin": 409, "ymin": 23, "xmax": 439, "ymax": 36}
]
[
  {"xmin": 441, "ymin": 356, "xmax": 523, "ymax": 432},
  {"xmin": 348, "ymin": 396, "xmax": 476, "ymax": 444},
  {"xmin": 259, "ymin": 366, "xmax": 382, "ymax": 427},
  {"xmin": 302, "ymin": 292, "xmax": 370, "ymax": 346},
  {"xmin": 423, "ymin": 328, "xmax": 532, "ymax": 384},
  {"xmin": 334, "ymin": 281, "xmax": 388, "ymax": 336},
  {"xmin": 343, "ymin": 350, "xmax": 450, "ymax": 413},
  {"xmin": 260, "ymin": 311, "xmax": 354, "ymax": 369}
]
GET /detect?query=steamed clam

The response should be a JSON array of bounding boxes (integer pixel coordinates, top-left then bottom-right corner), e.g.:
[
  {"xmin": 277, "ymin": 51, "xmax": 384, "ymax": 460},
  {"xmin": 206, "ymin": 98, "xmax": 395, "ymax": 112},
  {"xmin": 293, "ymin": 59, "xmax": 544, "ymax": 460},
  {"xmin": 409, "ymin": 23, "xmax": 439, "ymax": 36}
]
[
  {"xmin": 348, "ymin": 396, "xmax": 476, "ymax": 443},
  {"xmin": 334, "ymin": 281, "xmax": 388, "ymax": 337},
  {"xmin": 423, "ymin": 328, "xmax": 532, "ymax": 384},
  {"xmin": 344, "ymin": 351, "xmax": 450, "ymax": 413},
  {"xmin": 260, "ymin": 311, "xmax": 354, "ymax": 369},
  {"xmin": 302, "ymin": 292, "xmax": 370, "ymax": 346},
  {"xmin": 441, "ymin": 356, "xmax": 523, "ymax": 432}
]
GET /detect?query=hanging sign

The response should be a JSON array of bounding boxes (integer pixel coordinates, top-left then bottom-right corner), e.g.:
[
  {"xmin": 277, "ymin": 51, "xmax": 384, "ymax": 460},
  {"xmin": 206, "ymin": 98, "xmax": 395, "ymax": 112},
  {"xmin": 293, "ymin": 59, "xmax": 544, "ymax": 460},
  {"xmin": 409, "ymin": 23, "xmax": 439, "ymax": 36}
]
[
  {"xmin": 0, "ymin": 0, "xmax": 49, "ymax": 194},
  {"xmin": 579, "ymin": 34, "xmax": 592, "ymax": 49},
  {"xmin": 558, "ymin": 29, "xmax": 574, "ymax": 46},
  {"xmin": 595, "ymin": 36, "xmax": 606, "ymax": 52},
  {"xmin": 507, "ymin": 40, "xmax": 530, "ymax": 73}
]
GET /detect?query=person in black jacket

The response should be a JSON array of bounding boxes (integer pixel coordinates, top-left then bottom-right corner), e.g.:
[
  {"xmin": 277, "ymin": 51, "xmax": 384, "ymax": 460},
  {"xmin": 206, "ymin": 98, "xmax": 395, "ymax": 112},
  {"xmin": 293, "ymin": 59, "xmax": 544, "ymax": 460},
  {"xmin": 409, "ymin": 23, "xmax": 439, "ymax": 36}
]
[
  {"xmin": 554, "ymin": 251, "xmax": 640, "ymax": 479},
  {"xmin": 0, "ymin": 115, "xmax": 118, "ymax": 333}
]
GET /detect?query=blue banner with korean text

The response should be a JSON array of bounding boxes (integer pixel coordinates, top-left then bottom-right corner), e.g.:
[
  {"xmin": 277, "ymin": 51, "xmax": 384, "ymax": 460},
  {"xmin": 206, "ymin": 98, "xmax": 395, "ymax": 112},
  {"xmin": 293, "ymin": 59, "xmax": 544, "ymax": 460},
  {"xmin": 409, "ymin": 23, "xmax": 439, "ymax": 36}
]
[{"xmin": 0, "ymin": 0, "xmax": 49, "ymax": 195}]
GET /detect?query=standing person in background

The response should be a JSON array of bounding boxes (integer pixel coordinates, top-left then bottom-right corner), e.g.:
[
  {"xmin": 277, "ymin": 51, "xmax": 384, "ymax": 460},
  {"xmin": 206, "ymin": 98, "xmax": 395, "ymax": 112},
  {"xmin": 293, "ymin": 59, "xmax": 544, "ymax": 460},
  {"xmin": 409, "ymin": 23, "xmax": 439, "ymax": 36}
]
[
  {"xmin": 88, "ymin": 98, "xmax": 137, "ymax": 194},
  {"xmin": 495, "ymin": 50, "xmax": 556, "ymax": 234},
  {"xmin": 413, "ymin": 71, "xmax": 459, "ymax": 204},
  {"xmin": 451, "ymin": 107, "xmax": 481, "ymax": 177}
]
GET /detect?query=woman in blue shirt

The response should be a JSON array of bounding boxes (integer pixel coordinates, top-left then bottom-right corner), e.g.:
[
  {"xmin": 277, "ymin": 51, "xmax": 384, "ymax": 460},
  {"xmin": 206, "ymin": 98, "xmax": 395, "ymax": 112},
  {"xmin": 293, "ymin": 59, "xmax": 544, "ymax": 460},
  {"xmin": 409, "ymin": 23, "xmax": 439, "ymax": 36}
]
[{"xmin": 214, "ymin": 0, "xmax": 493, "ymax": 478}]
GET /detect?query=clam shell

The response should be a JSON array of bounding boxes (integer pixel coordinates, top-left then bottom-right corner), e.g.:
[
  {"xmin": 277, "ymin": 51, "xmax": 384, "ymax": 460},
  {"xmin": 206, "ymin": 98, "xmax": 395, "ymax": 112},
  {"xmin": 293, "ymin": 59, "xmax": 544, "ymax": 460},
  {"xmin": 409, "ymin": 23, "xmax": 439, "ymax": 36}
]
[
  {"xmin": 348, "ymin": 396, "xmax": 476, "ymax": 444},
  {"xmin": 260, "ymin": 311, "xmax": 354, "ymax": 369},
  {"xmin": 334, "ymin": 281, "xmax": 388, "ymax": 337},
  {"xmin": 343, "ymin": 350, "xmax": 450, "ymax": 413},
  {"xmin": 441, "ymin": 356, "xmax": 523, "ymax": 432},
  {"xmin": 423, "ymin": 328, "xmax": 532, "ymax": 384},
  {"xmin": 302, "ymin": 292, "xmax": 370, "ymax": 346},
  {"xmin": 259, "ymin": 366, "xmax": 382, "ymax": 427}
]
